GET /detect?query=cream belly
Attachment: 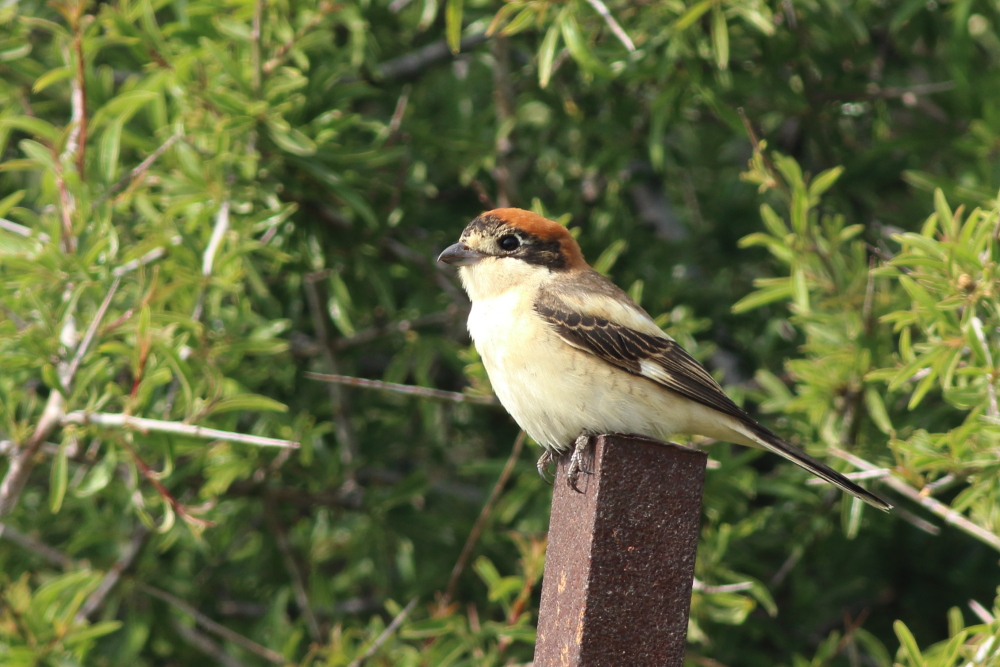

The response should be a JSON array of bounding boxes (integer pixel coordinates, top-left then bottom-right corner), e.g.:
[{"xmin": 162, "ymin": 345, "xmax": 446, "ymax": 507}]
[{"xmin": 467, "ymin": 291, "xmax": 737, "ymax": 452}]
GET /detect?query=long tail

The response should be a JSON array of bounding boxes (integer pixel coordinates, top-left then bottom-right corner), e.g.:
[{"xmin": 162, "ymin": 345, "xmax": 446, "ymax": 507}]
[{"xmin": 737, "ymin": 422, "xmax": 893, "ymax": 511}]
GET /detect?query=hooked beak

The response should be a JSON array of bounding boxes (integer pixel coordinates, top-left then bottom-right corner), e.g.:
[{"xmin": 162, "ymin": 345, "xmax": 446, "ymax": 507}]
[{"xmin": 437, "ymin": 242, "xmax": 486, "ymax": 267}]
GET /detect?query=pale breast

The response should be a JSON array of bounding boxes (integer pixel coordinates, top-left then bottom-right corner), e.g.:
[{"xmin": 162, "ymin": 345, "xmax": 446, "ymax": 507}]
[{"xmin": 466, "ymin": 292, "xmax": 711, "ymax": 451}]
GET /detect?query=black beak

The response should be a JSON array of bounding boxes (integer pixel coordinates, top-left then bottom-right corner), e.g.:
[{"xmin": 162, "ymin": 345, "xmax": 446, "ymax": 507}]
[{"xmin": 437, "ymin": 242, "xmax": 486, "ymax": 267}]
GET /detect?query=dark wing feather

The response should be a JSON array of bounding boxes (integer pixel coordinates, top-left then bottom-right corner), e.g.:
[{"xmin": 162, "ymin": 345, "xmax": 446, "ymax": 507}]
[{"xmin": 534, "ymin": 297, "xmax": 749, "ymax": 423}]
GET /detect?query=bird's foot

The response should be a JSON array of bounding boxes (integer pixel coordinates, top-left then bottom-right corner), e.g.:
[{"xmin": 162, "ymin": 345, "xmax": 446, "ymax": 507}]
[
  {"xmin": 536, "ymin": 450, "xmax": 556, "ymax": 485},
  {"xmin": 567, "ymin": 434, "xmax": 593, "ymax": 492}
]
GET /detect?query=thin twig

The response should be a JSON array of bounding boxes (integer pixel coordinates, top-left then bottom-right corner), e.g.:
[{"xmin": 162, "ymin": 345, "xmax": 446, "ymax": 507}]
[
  {"xmin": 374, "ymin": 33, "xmax": 489, "ymax": 80},
  {"xmin": 0, "ymin": 392, "xmax": 66, "ymax": 518},
  {"xmin": 969, "ymin": 599, "xmax": 995, "ymax": 624},
  {"xmin": 304, "ymin": 273, "xmax": 360, "ymax": 469},
  {"xmin": 970, "ymin": 317, "xmax": 998, "ymax": 419},
  {"xmin": 137, "ymin": 582, "xmax": 285, "ymax": 664},
  {"xmin": 112, "ymin": 247, "xmax": 166, "ymax": 277},
  {"xmin": 0, "ymin": 218, "xmax": 51, "ymax": 242},
  {"xmin": 347, "ymin": 597, "xmax": 418, "ymax": 667},
  {"xmin": 172, "ymin": 619, "xmax": 251, "ymax": 667},
  {"xmin": 192, "ymin": 200, "xmax": 230, "ymax": 322},
  {"xmin": 75, "ymin": 525, "xmax": 150, "ymax": 622},
  {"xmin": 62, "ymin": 276, "xmax": 121, "ymax": 391},
  {"xmin": 830, "ymin": 448, "xmax": 1000, "ymax": 552},
  {"xmin": 72, "ymin": 28, "xmax": 87, "ymax": 177},
  {"xmin": 583, "ymin": 0, "xmax": 635, "ymax": 52},
  {"xmin": 305, "ymin": 372, "xmax": 498, "ymax": 405},
  {"xmin": 265, "ymin": 505, "xmax": 321, "ymax": 641},
  {"xmin": 805, "ymin": 468, "xmax": 890, "ymax": 485},
  {"xmin": 387, "ymin": 84, "xmax": 411, "ymax": 135},
  {"xmin": 692, "ymin": 579, "xmax": 753, "ymax": 594},
  {"xmin": 203, "ymin": 200, "xmax": 230, "ymax": 278},
  {"xmin": 94, "ymin": 132, "xmax": 183, "ymax": 207},
  {"xmin": 61, "ymin": 411, "xmax": 300, "ymax": 448},
  {"xmin": 0, "ymin": 524, "xmax": 75, "ymax": 569},
  {"xmin": 442, "ymin": 431, "xmax": 525, "ymax": 605}
]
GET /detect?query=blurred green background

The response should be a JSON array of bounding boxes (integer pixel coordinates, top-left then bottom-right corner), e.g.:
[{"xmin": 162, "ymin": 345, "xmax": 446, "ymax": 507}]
[{"xmin": 1, "ymin": 0, "xmax": 999, "ymax": 664}]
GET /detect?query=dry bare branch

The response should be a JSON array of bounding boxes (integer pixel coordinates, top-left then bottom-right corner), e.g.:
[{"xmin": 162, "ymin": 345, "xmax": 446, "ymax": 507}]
[
  {"xmin": 138, "ymin": 582, "xmax": 285, "ymax": 664},
  {"xmin": 831, "ymin": 447, "xmax": 1000, "ymax": 552},
  {"xmin": 583, "ymin": 0, "xmax": 635, "ymax": 52},
  {"xmin": 0, "ymin": 391, "xmax": 66, "ymax": 518},
  {"xmin": 347, "ymin": 597, "xmax": 418, "ymax": 667},
  {"xmin": 442, "ymin": 431, "xmax": 525, "ymax": 605},
  {"xmin": 76, "ymin": 526, "xmax": 150, "ymax": 622},
  {"xmin": 61, "ymin": 411, "xmax": 300, "ymax": 448},
  {"xmin": 305, "ymin": 372, "xmax": 498, "ymax": 405}
]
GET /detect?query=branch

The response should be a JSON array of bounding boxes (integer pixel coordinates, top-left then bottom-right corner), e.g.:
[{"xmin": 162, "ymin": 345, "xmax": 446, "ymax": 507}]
[
  {"xmin": 830, "ymin": 448, "xmax": 1000, "ymax": 552},
  {"xmin": 0, "ymin": 391, "xmax": 66, "ymax": 518},
  {"xmin": 442, "ymin": 431, "xmax": 525, "ymax": 606},
  {"xmin": 61, "ymin": 411, "xmax": 300, "ymax": 448},
  {"xmin": 374, "ymin": 33, "xmax": 489, "ymax": 80},
  {"xmin": 970, "ymin": 316, "xmax": 998, "ymax": 419},
  {"xmin": 304, "ymin": 273, "xmax": 360, "ymax": 469},
  {"xmin": 0, "ymin": 218, "xmax": 51, "ymax": 243},
  {"xmin": 62, "ymin": 276, "xmax": 120, "ymax": 391},
  {"xmin": 692, "ymin": 579, "xmax": 753, "ymax": 594},
  {"xmin": 112, "ymin": 247, "xmax": 166, "ymax": 277},
  {"xmin": 75, "ymin": 525, "xmax": 149, "ymax": 622},
  {"xmin": 346, "ymin": 597, "xmax": 418, "ymax": 667},
  {"xmin": 94, "ymin": 131, "xmax": 183, "ymax": 207},
  {"xmin": 265, "ymin": 505, "xmax": 321, "ymax": 641},
  {"xmin": 583, "ymin": 0, "xmax": 635, "ymax": 52},
  {"xmin": 172, "ymin": 619, "xmax": 250, "ymax": 667},
  {"xmin": 137, "ymin": 582, "xmax": 285, "ymax": 664},
  {"xmin": 203, "ymin": 200, "xmax": 230, "ymax": 278},
  {"xmin": 0, "ymin": 524, "xmax": 75, "ymax": 569},
  {"xmin": 305, "ymin": 372, "xmax": 498, "ymax": 405},
  {"xmin": 71, "ymin": 28, "xmax": 88, "ymax": 177}
]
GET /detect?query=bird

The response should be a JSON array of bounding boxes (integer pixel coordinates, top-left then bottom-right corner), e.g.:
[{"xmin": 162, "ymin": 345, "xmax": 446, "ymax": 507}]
[{"xmin": 437, "ymin": 207, "xmax": 892, "ymax": 511}]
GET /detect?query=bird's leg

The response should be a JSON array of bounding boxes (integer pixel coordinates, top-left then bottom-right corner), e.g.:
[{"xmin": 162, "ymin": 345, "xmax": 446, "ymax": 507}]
[
  {"xmin": 536, "ymin": 450, "xmax": 555, "ymax": 485},
  {"xmin": 566, "ymin": 434, "xmax": 593, "ymax": 492}
]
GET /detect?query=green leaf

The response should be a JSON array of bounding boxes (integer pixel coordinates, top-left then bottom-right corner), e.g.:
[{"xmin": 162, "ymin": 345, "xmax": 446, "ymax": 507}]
[
  {"xmin": 0, "ymin": 116, "xmax": 61, "ymax": 144},
  {"xmin": 893, "ymin": 620, "xmax": 923, "ymax": 665},
  {"xmin": 99, "ymin": 119, "xmax": 123, "ymax": 184},
  {"xmin": 538, "ymin": 22, "xmax": 562, "ymax": 88},
  {"xmin": 933, "ymin": 188, "xmax": 954, "ymax": 237},
  {"xmin": 593, "ymin": 239, "xmax": 627, "ymax": 275},
  {"xmin": 732, "ymin": 280, "xmax": 794, "ymax": 313},
  {"xmin": 711, "ymin": 5, "xmax": 729, "ymax": 70},
  {"xmin": 560, "ymin": 12, "xmax": 611, "ymax": 76},
  {"xmin": 266, "ymin": 123, "xmax": 317, "ymax": 156},
  {"xmin": 49, "ymin": 439, "xmax": 69, "ymax": 513},
  {"xmin": 32, "ymin": 66, "xmax": 74, "ymax": 93},
  {"xmin": 808, "ymin": 166, "xmax": 843, "ymax": 200},
  {"xmin": 672, "ymin": 0, "xmax": 713, "ymax": 32},
  {"xmin": 207, "ymin": 394, "xmax": 289, "ymax": 415},
  {"xmin": 445, "ymin": 0, "xmax": 463, "ymax": 54},
  {"xmin": 864, "ymin": 387, "xmax": 893, "ymax": 434},
  {"xmin": 75, "ymin": 449, "xmax": 117, "ymax": 497}
]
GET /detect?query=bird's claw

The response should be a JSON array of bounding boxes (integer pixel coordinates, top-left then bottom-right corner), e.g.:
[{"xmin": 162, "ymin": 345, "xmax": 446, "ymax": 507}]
[
  {"xmin": 566, "ymin": 434, "xmax": 592, "ymax": 492},
  {"xmin": 536, "ymin": 450, "xmax": 555, "ymax": 485}
]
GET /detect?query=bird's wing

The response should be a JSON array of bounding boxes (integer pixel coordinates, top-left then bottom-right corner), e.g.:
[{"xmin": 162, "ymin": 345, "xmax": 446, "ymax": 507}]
[
  {"xmin": 534, "ymin": 288, "xmax": 894, "ymax": 511},
  {"xmin": 534, "ymin": 292, "xmax": 749, "ymax": 423}
]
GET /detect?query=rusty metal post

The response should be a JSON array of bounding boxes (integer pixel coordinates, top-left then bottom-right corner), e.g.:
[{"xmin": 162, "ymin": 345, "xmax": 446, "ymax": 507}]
[{"xmin": 534, "ymin": 434, "xmax": 707, "ymax": 667}]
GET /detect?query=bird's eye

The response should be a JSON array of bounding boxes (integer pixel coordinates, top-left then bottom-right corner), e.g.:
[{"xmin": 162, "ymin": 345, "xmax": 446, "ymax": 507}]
[{"xmin": 498, "ymin": 235, "xmax": 520, "ymax": 251}]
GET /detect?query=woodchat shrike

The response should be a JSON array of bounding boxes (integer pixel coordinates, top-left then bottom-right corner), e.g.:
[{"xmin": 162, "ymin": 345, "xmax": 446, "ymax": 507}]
[{"xmin": 438, "ymin": 208, "xmax": 891, "ymax": 511}]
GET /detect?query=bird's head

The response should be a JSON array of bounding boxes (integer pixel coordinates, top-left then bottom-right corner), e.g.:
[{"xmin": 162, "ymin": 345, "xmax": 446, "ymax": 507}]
[{"xmin": 437, "ymin": 208, "xmax": 585, "ymax": 301}]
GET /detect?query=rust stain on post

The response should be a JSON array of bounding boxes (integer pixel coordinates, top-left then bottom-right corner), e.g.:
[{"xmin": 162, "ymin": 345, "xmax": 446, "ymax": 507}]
[{"xmin": 534, "ymin": 434, "xmax": 707, "ymax": 667}]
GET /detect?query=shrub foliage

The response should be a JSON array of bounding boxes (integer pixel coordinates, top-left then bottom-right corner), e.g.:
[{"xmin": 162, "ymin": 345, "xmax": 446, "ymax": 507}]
[{"xmin": 1, "ymin": 0, "xmax": 999, "ymax": 664}]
